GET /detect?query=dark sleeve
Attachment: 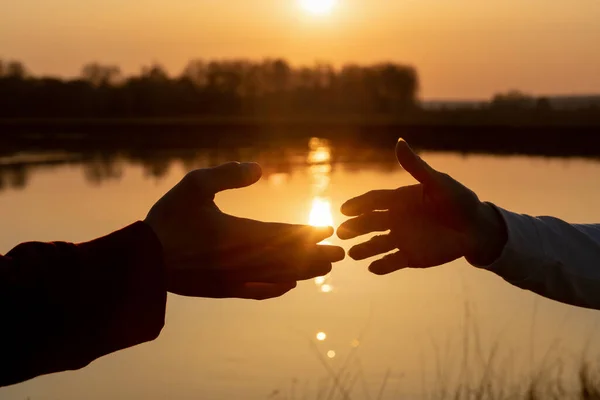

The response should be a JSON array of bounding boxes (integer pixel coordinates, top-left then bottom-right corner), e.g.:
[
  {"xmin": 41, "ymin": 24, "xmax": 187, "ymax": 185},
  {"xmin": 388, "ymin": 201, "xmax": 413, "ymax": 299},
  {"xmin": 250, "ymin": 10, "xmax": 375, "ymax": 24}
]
[{"xmin": 0, "ymin": 221, "xmax": 167, "ymax": 387}]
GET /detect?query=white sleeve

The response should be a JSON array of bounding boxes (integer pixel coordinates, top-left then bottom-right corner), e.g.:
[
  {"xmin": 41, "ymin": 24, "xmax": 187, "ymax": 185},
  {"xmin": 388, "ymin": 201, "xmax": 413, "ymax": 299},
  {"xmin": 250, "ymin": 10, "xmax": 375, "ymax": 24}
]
[{"xmin": 483, "ymin": 206, "xmax": 600, "ymax": 310}]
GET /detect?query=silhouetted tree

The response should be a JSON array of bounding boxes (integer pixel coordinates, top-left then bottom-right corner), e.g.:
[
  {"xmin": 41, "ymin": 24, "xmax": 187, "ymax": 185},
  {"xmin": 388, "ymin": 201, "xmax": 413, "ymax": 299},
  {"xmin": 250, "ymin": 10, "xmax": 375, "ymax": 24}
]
[
  {"xmin": 0, "ymin": 58, "xmax": 422, "ymax": 118},
  {"xmin": 182, "ymin": 59, "xmax": 208, "ymax": 86},
  {"xmin": 536, "ymin": 97, "xmax": 552, "ymax": 111},
  {"xmin": 5, "ymin": 61, "xmax": 27, "ymax": 79},
  {"xmin": 491, "ymin": 90, "xmax": 535, "ymax": 110},
  {"xmin": 81, "ymin": 63, "xmax": 122, "ymax": 87}
]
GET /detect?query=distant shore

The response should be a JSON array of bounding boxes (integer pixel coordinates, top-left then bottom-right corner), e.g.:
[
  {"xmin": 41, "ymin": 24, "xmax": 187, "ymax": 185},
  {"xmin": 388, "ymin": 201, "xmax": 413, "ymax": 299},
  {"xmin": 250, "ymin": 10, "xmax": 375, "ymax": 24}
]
[{"xmin": 1, "ymin": 117, "xmax": 600, "ymax": 158}]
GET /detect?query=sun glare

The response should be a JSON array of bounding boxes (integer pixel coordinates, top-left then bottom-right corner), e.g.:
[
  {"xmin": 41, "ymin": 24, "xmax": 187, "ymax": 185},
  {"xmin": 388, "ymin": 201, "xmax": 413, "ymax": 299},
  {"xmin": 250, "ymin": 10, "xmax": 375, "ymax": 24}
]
[
  {"xmin": 299, "ymin": 0, "xmax": 337, "ymax": 16},
  {"xmin": 308, "ymin": 197, "xmax": 334, "ymax": 228}
]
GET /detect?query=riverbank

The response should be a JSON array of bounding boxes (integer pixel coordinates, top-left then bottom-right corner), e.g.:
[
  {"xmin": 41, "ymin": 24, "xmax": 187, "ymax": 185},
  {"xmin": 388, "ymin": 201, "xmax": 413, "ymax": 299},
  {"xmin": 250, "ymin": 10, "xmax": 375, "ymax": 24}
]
[{"xmin": 1, "ymin": 117, "xmax": 599, "ymax": 158}]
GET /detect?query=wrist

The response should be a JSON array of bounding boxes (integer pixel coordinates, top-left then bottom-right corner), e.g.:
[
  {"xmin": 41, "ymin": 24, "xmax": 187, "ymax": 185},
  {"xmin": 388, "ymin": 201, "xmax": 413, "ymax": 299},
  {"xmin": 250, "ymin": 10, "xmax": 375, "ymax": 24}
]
[{"xmin": 465, "ymin": 202, "xmax": 508, "ymax": 267}]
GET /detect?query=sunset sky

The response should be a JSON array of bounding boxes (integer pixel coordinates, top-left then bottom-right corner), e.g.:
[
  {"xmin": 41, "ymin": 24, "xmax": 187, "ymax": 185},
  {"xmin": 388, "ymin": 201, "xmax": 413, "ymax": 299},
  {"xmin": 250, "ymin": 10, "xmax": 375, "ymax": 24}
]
[{"xmin": 2, "ymin": 0, "xmax": 600, "ymax": 99}]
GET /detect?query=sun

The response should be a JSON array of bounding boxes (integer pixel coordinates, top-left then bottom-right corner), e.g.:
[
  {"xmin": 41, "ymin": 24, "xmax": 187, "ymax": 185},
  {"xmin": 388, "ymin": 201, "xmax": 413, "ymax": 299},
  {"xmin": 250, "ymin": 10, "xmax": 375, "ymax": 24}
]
[{"xmin": 299, "ymin": 0, "xmax": 338, "ymax": 16}]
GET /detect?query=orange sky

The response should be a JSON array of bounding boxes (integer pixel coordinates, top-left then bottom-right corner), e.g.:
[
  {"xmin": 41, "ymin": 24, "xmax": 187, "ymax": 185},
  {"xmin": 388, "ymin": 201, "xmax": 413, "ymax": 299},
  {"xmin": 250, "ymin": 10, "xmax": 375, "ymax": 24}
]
[{"xmin": 2, "ymin": 0, "xmax": 599, "ymax": 99}]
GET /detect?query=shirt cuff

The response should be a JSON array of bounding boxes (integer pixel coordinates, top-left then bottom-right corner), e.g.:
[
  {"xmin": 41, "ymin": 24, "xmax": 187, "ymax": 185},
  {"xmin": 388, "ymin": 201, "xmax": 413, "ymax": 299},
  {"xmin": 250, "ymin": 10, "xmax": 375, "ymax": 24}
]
[{"xmin": 480, "ymin": 206, "xmax": 547, "ymax": 283}]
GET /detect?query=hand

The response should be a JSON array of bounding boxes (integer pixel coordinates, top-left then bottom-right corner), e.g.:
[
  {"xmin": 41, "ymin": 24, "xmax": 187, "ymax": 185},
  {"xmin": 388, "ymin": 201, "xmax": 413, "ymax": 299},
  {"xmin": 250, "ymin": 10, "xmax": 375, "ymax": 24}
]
[
  {"xmin": 337, "ymin": 139, "xmax": 507, "ymax": 275},
  {"xmin": 145, "ymin": 162, "xmax": 345, "ymax": 300}
]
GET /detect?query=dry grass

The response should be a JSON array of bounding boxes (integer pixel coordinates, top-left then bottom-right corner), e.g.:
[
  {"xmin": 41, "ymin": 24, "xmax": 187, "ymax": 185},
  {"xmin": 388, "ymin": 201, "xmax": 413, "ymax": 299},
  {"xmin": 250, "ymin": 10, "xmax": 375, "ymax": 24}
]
[{"xmin": 268, "ymin": 302, "xmax": 600, "ymax": 400}]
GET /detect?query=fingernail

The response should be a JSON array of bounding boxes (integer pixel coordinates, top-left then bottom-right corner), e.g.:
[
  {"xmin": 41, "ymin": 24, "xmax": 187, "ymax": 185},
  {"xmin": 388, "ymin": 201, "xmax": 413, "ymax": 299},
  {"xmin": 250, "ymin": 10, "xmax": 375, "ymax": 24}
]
[{"xmin": 240, "ymin": 162, "xmax": 262, "ymax": 180}]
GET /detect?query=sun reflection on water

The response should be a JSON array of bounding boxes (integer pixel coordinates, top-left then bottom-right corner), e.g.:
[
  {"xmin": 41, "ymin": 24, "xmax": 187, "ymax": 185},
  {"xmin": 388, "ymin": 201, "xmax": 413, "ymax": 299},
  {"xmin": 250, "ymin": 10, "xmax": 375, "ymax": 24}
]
[
  {"xmin": 314, "ymin": 276, "xmax": 327, "ymax": 285},
  {"xmin": 307, "ymin": 138, "xmax": 332, "ymax": 164},
  {"xmin": 307, "ymin": 138, "xmax": 336, "ymax": 294},
  {"xmin": 319, "ymin": 284, "xmax": 333, "ymax": 293}
]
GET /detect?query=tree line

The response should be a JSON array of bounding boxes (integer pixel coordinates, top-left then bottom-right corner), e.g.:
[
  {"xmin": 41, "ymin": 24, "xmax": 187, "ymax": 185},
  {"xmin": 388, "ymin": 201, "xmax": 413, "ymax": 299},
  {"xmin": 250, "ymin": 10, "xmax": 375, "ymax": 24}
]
[
  {"xmin": 1, "ymin": 58, "xmax": 599, "ymax": 121},
  {"xmin": 0, "ymin": 59, "xmax": 419, "ymax": 118}
]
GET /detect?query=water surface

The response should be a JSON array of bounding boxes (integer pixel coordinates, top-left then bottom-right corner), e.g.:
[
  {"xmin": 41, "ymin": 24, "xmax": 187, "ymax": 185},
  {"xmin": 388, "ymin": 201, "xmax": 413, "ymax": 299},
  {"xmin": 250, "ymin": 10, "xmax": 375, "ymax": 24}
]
[{"xmin": 2, "ymin": 139, "xmax": 600, "ymax": 399}]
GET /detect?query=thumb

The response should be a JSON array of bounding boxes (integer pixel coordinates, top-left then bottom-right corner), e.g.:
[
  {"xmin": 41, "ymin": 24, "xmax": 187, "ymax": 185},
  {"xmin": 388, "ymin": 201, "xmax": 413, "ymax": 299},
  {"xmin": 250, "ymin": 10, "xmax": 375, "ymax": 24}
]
[
  {"xmin": 396, "ymin": 139, "xmax": 439, "ymax": 186},
  {"xmin": 202, "ymin": 162, "xmax": 263, "ymax": 194}
]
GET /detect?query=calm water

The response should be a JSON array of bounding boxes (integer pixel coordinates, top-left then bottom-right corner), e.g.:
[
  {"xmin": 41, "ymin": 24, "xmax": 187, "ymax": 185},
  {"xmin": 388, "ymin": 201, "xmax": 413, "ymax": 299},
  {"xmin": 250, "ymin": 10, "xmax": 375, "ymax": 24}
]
[{"xmin": 2, "ymin": 139, "xmax": 600, "ymax": 399}]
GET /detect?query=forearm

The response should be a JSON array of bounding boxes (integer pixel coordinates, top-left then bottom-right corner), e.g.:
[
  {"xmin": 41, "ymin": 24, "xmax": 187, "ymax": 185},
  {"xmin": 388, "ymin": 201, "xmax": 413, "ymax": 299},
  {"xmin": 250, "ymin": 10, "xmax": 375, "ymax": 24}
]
[
  {"xmin": 0, "ymin": 222, "xmax": 167, "ymax": 387},
  {"xmin": 475, "ymin": 206, "xmax": 600, "ymax": 310}
]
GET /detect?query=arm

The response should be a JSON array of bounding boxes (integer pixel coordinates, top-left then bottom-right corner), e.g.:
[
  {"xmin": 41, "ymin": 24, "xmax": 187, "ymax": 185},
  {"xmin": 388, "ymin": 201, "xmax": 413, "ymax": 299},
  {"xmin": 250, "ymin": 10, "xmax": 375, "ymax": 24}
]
[
  {"xmin": 482, "ymin": 207, "xmax": 600, "ymax": 310},
  {"xmin": 1, "ymin": 161, "xmax": 344, "ymax": 387},
  {"xmin": 338, "ymin": 139, "xmax": 600, "ymax": 311},
  {"xmin": 0, "ymin": 222, "xmax": 166, "ymax": 387}
]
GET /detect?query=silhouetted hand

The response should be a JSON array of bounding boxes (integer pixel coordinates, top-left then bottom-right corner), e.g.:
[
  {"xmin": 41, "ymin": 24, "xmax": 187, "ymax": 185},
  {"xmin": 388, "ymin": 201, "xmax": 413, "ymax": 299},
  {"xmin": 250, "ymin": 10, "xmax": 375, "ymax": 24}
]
[
  {"xmin": 337, "ymin": 140, "xmax": 507, "ymax": 275},
  {"xmin": 145, "ymin": 162, "xmax": 345, "ymax": 299}
]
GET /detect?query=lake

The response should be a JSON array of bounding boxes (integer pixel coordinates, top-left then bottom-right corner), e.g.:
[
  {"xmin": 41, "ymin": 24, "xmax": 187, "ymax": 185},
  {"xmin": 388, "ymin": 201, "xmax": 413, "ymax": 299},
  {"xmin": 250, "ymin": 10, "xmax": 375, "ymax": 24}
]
[{"xmin": 2, "ymin": 137, "xmax": 600, "ymax": 399}]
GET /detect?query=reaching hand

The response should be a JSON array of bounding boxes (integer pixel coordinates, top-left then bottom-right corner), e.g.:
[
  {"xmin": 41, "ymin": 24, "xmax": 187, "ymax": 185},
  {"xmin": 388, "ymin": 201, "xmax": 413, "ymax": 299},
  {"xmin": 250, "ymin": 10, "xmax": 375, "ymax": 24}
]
[
  {"xmin": 337, "ymin": 140, "xmax": 507, "ymax": 275},
  {"xmin": 145, "ymin": 162, "xmax": 345, "ymax": 300}
]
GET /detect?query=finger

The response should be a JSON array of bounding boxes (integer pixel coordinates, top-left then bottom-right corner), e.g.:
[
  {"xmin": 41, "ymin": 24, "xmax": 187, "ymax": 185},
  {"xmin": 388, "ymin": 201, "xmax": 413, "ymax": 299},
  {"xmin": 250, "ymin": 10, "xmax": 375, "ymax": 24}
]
[
  {"xmin": 315, "ymin": 244, "xmax": 346, "ymax": 263},
  {"xmin": 232, "ymin": 282, "xmax": 297, "ymax": 300},
  {"xmin": 219, "ymin": 244, "xmax": 343, "ymax": 283},
  {"xmin": 292, "ymin": 245, "xmax": 343, "ymax": 280},
  {"xmin": 244, "ymin": 245, "xmax": 339, "ymax": 282},
  {"xmin": 219, "ymin": 243, "xmax": 345, "ymax": 267},
  {"xmin": 368, "ymin": 250, "xmax": 410, "ymax": 275},
  {"xmin": 337, "ymin": 211, "xmax": 390, "ymax": 240},
  {"xmin": 188, "ymin": 162, "xmax": 263, "ymax": 195},
  {"xmin": 340, "ymin": 190, "xmax": 397, "ymax": 217},
  {"xmin": 223, "ymin": 216, "xmax": 334, "ymax": 247},
  {"xmin": 348, "ymin": 235, "xmax": 396, "ymax": 260},
  {"xmin": 340, "ymin": 185, "xmax": 422, "ymax": 217},
  {"xmin": 230, "ymin": 261, "xmax": 331, "ymax": 283},
  {"xmin": 396, "ymin": 139, "xmax": 439, "ymax": 186}
]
